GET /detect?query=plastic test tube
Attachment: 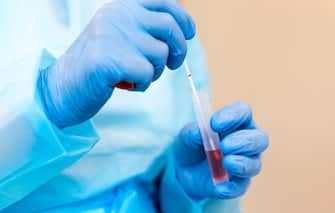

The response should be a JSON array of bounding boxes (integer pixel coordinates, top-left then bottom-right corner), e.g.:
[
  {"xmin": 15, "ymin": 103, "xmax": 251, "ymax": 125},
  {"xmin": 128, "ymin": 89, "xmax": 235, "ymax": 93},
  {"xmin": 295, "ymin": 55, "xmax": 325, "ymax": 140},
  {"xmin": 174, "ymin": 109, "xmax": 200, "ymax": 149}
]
[{"xmin": 183, "ymin": 62, "xmax": 228, "ymax": 184}]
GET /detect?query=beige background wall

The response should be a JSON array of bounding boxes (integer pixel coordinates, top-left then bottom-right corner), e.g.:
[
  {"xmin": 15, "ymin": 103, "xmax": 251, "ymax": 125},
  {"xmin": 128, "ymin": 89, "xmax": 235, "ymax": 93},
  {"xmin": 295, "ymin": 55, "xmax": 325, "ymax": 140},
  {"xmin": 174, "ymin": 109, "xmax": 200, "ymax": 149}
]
[{"xmin": 185, "ymin": 0, "xmax": 335, "ymax": 212}]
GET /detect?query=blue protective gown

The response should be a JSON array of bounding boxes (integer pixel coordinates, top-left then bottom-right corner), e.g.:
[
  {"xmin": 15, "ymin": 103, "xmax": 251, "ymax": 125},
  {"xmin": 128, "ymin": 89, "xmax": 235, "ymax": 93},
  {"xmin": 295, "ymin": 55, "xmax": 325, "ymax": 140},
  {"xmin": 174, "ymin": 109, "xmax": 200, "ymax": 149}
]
[{"xmin": 0, "ymin": 0, "xmax": 241, "ymax": 212}]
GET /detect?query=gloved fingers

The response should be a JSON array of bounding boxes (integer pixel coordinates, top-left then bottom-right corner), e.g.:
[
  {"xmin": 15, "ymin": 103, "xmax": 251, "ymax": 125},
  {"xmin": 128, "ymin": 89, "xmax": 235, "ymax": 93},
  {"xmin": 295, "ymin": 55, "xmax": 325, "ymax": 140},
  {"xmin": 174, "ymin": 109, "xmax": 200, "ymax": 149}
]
[
  {"xmin": 221, "ymin": 129, "xmax": 269, "ymax": 156},
  {"xmin": 106, "ymin": 46, "xmax": 154, "ymax": 92},
  {"xmin": 223, "ymin": 155, "xmax": 262, "ymax": 178},
  {"xmin": 214, "ymin": 176, "xmax": 251, "ymax": 199},
  {"xmin": 132, "ymin": 32, "xmax": 169, "ymax": 81},
  {"xmin": 106, "ymin": 0, "xmax": 188, "ymax": 69},
  {"xmin": 126, "ymin": 57, "xmax": 154, "ymax": 92},
  {"xmin": 211, "ymin": 101, "xmax": 256, "ymax": 136},
  {"xmin": 137, "ymin": 0, "xmax": 196, "ymax": 39},
  {"xmin": 142, "ymin": 10, "xmax": 187, "ymax": 70},
  {"xmin": 174, "ymin": 122, "xmax": 206, "ymax": 166}
]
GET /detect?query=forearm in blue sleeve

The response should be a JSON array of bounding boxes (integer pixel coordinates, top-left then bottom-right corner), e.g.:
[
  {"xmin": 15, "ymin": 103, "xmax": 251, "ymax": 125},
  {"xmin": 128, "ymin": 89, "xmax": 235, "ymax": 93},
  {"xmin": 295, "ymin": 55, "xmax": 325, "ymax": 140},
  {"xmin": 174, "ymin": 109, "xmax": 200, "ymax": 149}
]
[{"xmin": 0, "ymin": 49, "xmax": 99, "ymax": 209}]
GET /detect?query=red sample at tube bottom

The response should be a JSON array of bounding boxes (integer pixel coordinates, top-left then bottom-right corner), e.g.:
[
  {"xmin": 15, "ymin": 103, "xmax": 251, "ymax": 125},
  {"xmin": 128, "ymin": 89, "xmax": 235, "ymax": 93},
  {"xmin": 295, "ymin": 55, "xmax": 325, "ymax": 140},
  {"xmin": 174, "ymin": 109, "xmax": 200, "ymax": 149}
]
[{"xmin": 206, "ymin": 149, "xmax": 228, "ymax": 183}]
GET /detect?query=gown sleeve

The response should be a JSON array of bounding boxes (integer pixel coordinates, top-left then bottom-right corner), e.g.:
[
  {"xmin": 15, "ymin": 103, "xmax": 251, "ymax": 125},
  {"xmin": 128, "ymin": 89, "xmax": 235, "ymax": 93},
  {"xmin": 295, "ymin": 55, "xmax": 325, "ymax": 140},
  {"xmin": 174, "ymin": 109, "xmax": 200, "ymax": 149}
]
[{"xmin": 0, "ymin": 49, "xmax": 99, "ymax": 210}]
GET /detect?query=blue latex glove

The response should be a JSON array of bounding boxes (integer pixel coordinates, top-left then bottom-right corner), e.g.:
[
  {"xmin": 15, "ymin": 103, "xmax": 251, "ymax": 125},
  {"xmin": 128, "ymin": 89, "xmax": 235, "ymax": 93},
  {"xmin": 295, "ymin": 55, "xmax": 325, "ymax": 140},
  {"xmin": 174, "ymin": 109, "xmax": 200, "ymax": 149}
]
[
  {"xmin": 174, "ymin": 101, "xmax": 269, "ymax": 200},
  {"xmin": 38, "ymin": 0, "xmax": 195, "ymax": 128}
]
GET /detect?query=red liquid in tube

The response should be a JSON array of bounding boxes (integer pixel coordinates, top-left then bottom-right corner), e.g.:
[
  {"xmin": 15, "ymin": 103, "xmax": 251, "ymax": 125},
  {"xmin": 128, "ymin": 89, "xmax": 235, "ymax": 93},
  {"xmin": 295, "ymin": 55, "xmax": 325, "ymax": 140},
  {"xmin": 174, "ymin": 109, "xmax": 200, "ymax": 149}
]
[{"xmin": 206, "ymin": 149, "xmax": 228, "ymax": 183}]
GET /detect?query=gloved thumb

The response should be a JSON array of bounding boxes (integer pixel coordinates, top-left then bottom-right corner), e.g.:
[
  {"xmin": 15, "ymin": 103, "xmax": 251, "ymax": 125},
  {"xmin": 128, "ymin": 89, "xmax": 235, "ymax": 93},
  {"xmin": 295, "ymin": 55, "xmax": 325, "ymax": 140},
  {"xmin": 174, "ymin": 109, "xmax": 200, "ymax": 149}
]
[{"xmin": 173, "ymin": 122, "xmax": 206, "ymax": 166}]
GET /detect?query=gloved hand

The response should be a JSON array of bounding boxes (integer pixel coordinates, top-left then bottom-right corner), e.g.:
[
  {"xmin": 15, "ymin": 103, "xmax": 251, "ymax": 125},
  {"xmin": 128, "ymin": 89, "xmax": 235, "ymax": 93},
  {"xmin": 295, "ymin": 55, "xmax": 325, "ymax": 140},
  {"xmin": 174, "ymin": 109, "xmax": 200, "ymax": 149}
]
[
  {"xmin": 38, "ymin": 0, "xmax": 195, "ymax": 128},
  {"xmin": 174, "ymin": 101, "xmax": 269, "ymax": 200}
]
